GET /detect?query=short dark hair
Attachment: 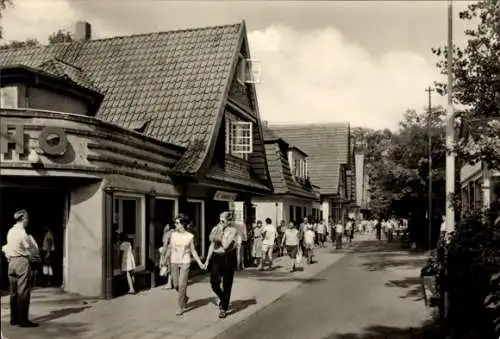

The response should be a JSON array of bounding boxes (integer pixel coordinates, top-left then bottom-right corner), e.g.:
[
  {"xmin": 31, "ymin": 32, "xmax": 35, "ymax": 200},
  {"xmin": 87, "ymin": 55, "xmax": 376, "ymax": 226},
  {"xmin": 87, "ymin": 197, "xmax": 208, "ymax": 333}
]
[{"xmin": 265, "ymin": 218, "xmax": 272, "ymax": 224}]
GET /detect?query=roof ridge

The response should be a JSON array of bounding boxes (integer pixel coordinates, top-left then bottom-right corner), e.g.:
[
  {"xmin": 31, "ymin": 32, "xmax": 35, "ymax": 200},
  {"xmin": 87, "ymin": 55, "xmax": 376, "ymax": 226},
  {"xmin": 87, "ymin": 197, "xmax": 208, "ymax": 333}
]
[
  {"xmin": 0, "ymin": 21, "xmax": 243, "ymax": 52},
  {"xmin": 81, "ymin": 22, "xmax": 243, "ymax": 44},
  {"xmin": 270, "ymin": 122, "xmax": 349, "ymax": 127}
]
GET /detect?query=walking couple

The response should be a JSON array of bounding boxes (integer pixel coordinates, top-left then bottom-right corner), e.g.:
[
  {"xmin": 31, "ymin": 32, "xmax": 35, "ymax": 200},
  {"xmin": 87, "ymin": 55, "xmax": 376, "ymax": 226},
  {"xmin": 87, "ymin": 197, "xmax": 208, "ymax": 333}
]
[{"xmin": 160, "ymin": 211, "xmax": 238, "ymax": 319}]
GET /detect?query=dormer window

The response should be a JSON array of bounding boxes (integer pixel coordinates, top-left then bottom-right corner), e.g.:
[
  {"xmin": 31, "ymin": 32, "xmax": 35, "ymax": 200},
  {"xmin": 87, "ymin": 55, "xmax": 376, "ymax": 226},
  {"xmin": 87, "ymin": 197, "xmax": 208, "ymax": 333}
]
[
  {"xmin": 0, "ymin": 86, "xmax": 18, "ymax": 108},
  {"xmin": 237, "ymin": 54, "xmax": 261, "ymax": 85},
  {"xmin": 226, "ymin": 119, "xmax": 253, "ymax": 160}
]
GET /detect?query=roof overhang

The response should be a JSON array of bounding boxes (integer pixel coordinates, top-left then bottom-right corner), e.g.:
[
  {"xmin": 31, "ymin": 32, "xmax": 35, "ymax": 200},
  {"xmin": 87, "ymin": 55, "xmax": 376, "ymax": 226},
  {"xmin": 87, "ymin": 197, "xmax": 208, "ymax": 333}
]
[{"xmin": 0, "ymin": 65, "xmax": 104, "ymax": 112}]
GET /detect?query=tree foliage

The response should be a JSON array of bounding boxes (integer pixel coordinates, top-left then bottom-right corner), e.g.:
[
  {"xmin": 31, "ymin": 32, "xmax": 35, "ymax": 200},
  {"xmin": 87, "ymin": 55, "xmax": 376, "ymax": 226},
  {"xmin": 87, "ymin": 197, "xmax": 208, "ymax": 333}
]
[
  {"xmin": 0, "ymin": 29, "xmax": 73, "ymax": 50},
  {"xmin": 48, "ymin": 29, "xmax": 73, "ymax": 44},
  {"xmin": 432, "ymin": 0, "xmax": 500, "ymax": 169}
]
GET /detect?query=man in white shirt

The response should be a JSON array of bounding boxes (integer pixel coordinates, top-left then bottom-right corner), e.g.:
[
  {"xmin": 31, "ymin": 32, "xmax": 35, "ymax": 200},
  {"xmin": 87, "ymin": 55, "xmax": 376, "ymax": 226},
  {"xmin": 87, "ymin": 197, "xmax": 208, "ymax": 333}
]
[
  {"xmin": 2, "ymin": 209, "xmax": 39, "ymax": 327},
  {"xmin": 259, "ymin": 218, "xmax": 277, "ymax": 271}
]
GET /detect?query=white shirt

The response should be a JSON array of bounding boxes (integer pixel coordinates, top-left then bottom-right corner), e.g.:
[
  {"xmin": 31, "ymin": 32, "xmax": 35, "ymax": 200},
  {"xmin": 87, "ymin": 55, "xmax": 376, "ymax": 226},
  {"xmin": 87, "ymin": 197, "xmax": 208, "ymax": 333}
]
[
  {"xmin": 335, "ymin": 223, "xmax": 344, "ymax": 234},
  {"xmin": 262, "ymin": 224, "xmax": 277, "ymax": 246},
  {"xmin": 284, "ymin": 228, "xmax": 299, "ymax": 246},
  {"xmin": 317, "ymin": 223, "xmax": 326, "ymax": 234},
  {"xmin": 304, "ymin": 229, "xmax": 315, "ymax": 244},
  {"xmin": 170, "ymin": 231, "xmax": 194, "ymax": 264},
  {"xmin": 3, "ymin": 223, "xmax": 31, "ymax": 258}
]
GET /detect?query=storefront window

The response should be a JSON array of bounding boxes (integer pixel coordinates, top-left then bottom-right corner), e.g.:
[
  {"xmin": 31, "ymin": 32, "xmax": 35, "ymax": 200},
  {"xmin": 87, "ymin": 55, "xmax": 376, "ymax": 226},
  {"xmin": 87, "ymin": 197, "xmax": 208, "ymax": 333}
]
[
  {"xmin": 186, "ymin": 200, "xmax": 205, "ymax": 257},
  {"xmin": 112, "ymin": 195, "xmax": 145, "ymax": 275}
]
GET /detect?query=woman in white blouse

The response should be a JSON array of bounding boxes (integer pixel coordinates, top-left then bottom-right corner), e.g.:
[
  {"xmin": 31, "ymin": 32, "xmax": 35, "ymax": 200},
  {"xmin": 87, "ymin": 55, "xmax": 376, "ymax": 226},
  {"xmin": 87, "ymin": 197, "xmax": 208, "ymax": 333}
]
[{"xmin": 169, "ymin": 214, "xmax": 205, "ymax": 316}]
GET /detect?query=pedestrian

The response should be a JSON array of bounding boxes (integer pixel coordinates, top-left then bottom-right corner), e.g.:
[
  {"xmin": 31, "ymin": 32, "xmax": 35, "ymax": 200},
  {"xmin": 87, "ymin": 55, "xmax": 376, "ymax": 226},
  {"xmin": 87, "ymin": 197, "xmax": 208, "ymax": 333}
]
[
  {"xmin": 281, "ymin": 222, "xmax": 300, "ymax": 272},
  {"xmin": 277, "ymin": 220, "xmax": 286, "ymax": 257},
  {"xmin": 258, "ymin": 218, "xmax": 277, "ymax": 271},
  {"xmin": 335, "ymin": 221, "xmax": 344, "ymax": 249},
  {"xmin": 298, "ymin": 217, "xmax": 309, "ymax": 255},
  {"xmin": 303, "ymin": 224, "xmax": 316, "ymax": 264},
  {"xmin": 251, "ymin": 220, "xmax": 263, "ymax": 267},
  {"xmin": 169, "ymin": 214, "xmax": 205, "ymax": 316},
  {"xmin": 317, "ymin": 220, "xmax": 327, "ymax": 247},
  {"xmin": 41, "ymin": 227, "xmax": 55, "ymax": 286},
  {"xmin": 1, "ymin": 209, "xmax": 39, "ymax": 327},
  {"xmin": 158, "ymin": 224, "xmax": 174, "ymax": 289},
  {"xmin": 119, "ymin": 233, "xmax": 136, "ymax": 294},
  {"xmin": 205, "ymin": 211, "xmax": 238, "ymax": 319},
  {"xmin": 376, "ymin": 219, "xmax": 382, "ymax": 241}
]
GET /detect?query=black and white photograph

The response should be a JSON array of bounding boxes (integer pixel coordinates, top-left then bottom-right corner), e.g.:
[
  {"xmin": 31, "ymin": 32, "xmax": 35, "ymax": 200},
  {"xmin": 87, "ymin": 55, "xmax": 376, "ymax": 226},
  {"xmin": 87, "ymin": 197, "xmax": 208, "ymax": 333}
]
[{"xmin": 0, "ymin": 0, "xmax": 499, "ymax": 338}]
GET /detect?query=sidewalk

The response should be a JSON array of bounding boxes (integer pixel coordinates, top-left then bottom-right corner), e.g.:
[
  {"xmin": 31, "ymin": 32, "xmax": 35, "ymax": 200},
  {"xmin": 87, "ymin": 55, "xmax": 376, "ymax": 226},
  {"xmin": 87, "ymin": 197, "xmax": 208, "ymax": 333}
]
[{"xmin": 1, "ymin": 245, "xmax": 347, "ymax": 339}]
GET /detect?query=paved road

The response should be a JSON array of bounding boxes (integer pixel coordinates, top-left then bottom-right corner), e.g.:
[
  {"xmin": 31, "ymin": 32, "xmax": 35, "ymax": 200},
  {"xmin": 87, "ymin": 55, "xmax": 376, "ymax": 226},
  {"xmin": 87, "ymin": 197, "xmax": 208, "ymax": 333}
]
[{"xmin": 214, "ymin": 240, "xmax": 434, "ymax": 339}]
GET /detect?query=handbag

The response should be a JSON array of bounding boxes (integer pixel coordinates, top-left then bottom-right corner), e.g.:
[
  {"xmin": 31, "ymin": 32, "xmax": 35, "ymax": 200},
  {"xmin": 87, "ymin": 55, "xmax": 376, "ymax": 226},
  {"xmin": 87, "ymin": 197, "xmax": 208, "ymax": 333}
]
[{"xmin": 296, "ymin": 248, "xmax": 303, "ymax": 265}]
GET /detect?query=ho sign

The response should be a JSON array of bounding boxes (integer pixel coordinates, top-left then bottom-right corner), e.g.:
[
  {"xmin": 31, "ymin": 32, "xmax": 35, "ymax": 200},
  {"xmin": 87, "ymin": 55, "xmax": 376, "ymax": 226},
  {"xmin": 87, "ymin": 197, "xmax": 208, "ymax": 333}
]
[{"xmin": 0, "ymin": 123, "xmax": 68, "ymax": 157}]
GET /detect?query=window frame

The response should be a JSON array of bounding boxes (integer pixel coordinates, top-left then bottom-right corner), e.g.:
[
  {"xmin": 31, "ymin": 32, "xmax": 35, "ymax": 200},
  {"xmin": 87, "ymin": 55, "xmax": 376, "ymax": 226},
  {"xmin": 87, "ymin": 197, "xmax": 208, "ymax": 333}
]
[
  {"xmin": 225, "ymin": 119, "xmax": 253, "ymax": 160},
  {"xmin": 112, "ymin": 193, "xmax": 146, "ymax": 276},
  {"xmin": 187, "ymin": 199, "xmax": 206, "ymax": 258},
  {"xmin": 237, "ymin": 55, "xmax": 261, "ymax": 85}
]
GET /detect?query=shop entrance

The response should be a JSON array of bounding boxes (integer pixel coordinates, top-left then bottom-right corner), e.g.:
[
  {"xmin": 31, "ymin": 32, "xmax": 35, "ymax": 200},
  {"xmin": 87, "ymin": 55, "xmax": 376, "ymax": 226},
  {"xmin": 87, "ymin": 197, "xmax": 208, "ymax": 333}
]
[{"xmin": 0, "ymin": 187, "xmax": 66, "ymax": 291}]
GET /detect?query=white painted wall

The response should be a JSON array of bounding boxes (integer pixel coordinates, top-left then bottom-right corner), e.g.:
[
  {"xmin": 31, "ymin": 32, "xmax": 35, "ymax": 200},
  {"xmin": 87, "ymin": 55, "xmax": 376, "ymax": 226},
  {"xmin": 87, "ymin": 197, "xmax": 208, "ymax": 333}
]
[
  {"xmin": 253, "ymin": 201, "xmax": 283, "ymax": 225},
  {"xmin": 322, "ymin": 200, "xmax": 330, "ymax": 223}
]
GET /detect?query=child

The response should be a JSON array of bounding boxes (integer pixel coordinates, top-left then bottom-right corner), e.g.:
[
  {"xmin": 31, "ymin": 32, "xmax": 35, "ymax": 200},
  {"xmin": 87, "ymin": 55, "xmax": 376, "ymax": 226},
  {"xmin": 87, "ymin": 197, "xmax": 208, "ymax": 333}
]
[
  {"xmin": 119, "ymin": 233, "xmax": 136, "ymax": 294},
  {"xmin": 159, "ymin": 224, "xmax": 174, "ymax": 289}
]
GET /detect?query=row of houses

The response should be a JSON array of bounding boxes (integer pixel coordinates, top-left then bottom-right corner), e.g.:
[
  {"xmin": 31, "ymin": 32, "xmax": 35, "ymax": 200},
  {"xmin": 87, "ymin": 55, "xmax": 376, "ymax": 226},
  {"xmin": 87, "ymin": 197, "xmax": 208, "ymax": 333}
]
[{"xmin": 0, "ymin": 21, "xmax": 369, "ymax": 299}]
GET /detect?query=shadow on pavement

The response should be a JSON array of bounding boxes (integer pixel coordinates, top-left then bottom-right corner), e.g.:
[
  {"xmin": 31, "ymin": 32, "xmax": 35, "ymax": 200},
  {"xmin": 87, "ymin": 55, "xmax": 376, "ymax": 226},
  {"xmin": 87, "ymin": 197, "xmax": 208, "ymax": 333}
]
[
  {"xmin": 33, "ymin": 306, "xmax": 91, "ymax": 323},
  {"xmin": 2, "ymin": 321, "xmax": 90, "ymax": 339},
  {"xmin": 384, "ymin": 277, "xmax": 424, "ymax": 302},
  {"xmin": 186, "ymin": 296, "xmax": 217, "ymax": 313},
  {"xmin": 237, "ymin": 268, "xmax": 325, "ymax": 284},
  {"xmin": 323, "ymin": 321, "xmax": 441, "ymax": 338},
  {"xmin": 228, "ymin": 298, "xmax": 257, "ymax": 315}
]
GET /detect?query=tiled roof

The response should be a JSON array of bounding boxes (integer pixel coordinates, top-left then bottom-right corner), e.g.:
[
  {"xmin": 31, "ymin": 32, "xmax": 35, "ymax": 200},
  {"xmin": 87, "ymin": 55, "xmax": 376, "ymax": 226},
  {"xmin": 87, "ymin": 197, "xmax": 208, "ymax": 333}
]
[
  {"xmin": 0, "ymin": 23, "xmax": 244, "ymax": 174},
  {"xmin": 264, "ymin": 141, "xmax": 317, "ymax": 200},
  {"xmin": 270, "ymin": 123, "xmax": 350, "ymax": 195},
  {"xmin": 37, "ymin": 58, "xmax": 100, "ymax": 93}
]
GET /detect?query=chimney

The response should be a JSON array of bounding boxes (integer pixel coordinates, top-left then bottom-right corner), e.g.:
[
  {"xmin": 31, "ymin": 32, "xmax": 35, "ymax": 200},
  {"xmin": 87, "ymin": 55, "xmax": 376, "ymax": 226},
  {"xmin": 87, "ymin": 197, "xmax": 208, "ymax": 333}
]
[{"xmin": 75, "ymin": 21, "xmax": 91, "ymax": 41}]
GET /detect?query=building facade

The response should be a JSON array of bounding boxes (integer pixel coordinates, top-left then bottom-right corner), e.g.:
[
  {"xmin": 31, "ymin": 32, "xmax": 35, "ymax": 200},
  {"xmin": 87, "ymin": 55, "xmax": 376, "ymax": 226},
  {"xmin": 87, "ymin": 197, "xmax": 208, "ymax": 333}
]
[
  {"xmin": 460, "ymin": 162, "xmax": 500, "ymax": 213},
  {"xmin": 245, "ymin": 126, "xmax": 320, "ymax": 225},
  {"xmin": 0, "ymin": 21, "xmax": 273, "ymax": 298},
  {"xmin": 270, "ymin": 123, "xmax": 356, "ymax": 224}
]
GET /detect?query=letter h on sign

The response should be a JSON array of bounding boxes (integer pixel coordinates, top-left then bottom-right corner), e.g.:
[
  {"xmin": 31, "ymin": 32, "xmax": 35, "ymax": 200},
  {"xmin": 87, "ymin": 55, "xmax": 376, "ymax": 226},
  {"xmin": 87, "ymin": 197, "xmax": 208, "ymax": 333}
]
[{"xmin": 0, "ymin": 123, "xmax": 24, "ymax": 155}]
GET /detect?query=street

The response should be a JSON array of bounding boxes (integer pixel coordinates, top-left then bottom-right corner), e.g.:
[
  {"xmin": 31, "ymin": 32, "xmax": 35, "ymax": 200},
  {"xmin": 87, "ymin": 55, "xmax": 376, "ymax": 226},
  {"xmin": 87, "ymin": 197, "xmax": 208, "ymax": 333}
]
[
  {"xmin": 215, "ymin": 240, "xmax": 434, "ymax": 339},
  {"xmin": 1, "ymin": 238, "xmax": 434, "ymax": 339}
]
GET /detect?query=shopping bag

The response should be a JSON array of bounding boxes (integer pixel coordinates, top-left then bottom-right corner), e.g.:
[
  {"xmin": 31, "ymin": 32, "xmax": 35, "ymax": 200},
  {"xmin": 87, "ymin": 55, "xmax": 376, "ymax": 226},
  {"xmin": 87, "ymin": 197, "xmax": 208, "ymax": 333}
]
[{"xmin": 296, "ymin": 248, "xmax": 303, "ymax": 265}]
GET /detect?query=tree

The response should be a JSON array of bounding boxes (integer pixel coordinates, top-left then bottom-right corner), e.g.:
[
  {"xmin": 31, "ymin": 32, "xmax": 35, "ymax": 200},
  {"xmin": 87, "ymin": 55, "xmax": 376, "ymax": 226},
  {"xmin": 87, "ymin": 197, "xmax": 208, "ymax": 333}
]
[
  {"xmin": 48, "ymin": 29, "xmax": 73, "ymax": 44},
  {"xmin": 432, "ymin": 0, "xmax": 500, "ymax": 170},
  {"xmin": 355, "ymin": 108, "xmax": 447, "ymax": 247},
  {"xmin": 0, "ymin": 29, "xmax": 73, "ymax": 50}
]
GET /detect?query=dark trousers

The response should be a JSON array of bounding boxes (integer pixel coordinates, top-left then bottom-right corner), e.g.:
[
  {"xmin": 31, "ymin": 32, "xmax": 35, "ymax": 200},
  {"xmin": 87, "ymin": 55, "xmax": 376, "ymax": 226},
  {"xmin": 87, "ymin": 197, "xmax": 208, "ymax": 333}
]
[
  {"xmin": 210, "ymin": 252, "xmax": 236, "ymax": 311},
  {"xmin": 336, "ymin": 233, "xmax": 343, "ymax": 249},
  {"xmin": 8, "ymin": 257, "xmax": 32, "ymax": 324}
]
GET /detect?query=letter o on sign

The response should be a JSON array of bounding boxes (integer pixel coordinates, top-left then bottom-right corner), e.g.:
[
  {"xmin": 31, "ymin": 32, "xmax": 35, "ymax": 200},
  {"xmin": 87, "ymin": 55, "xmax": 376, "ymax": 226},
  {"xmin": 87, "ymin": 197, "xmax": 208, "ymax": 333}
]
[{"xmin": 38, "ymin": 127, "xmax": 68, "ymax": 156}]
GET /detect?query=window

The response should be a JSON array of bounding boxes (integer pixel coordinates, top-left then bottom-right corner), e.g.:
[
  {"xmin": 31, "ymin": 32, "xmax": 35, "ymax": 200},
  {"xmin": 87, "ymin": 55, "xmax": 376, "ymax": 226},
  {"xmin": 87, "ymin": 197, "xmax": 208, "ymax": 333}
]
[
  {"xmin": 112, "ymin": 195, "xmax": 145, "ymax": 275},
  {"xmin": 226, "ymin": 119, "xmax": 253, "ymax": 160},
  {"xmin": 237, "ymin": 55, "xmax": 261, "ymax": 84},
  {"xmin": 0, "ymin": 86, "xmax": 18, "ymax": 108}
]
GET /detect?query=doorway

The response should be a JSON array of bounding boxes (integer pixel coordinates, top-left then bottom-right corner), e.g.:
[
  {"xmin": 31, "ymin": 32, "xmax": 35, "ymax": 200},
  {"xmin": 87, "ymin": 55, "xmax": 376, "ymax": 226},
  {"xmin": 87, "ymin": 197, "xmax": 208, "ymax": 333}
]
[{"xmin": 0, "ymin": 187, "xmax": 65, "ymax": 290}]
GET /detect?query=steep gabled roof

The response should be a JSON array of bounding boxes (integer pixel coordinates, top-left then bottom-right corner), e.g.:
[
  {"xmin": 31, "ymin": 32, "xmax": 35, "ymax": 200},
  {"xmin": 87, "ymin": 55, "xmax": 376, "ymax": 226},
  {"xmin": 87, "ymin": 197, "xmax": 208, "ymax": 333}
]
[
  {"xmin": 264, "ymin": 143, "xmax": 317, "ymax": 199},
  {"xmin": 0, "ymin": 22, "xmax": 244, "ymax": 175},
  {"xmin": 270, "ymin": 123, "xmax": 350, "ymax": 195}
]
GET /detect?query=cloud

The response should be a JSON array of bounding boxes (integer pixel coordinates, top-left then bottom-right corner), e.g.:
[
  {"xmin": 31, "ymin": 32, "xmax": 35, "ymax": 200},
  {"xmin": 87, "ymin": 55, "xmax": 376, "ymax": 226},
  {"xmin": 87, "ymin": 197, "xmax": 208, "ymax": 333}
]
[
  {"xmin": 248, "ymin": 25, "xmax": 447, "ymax": 130},
  {"xmin": 1, "ymin": 0, "xmax": 116, "ymax": 43},
  {"xmin": 1, "ymin": 1, "xmax": 447, "ymax": 130}
]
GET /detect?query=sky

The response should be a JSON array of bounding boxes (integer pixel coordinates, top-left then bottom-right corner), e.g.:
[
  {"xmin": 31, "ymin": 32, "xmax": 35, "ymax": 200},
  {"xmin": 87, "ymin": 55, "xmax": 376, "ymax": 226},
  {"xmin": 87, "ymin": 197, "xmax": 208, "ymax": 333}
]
[{"xmin": 1, "ymin": 0, "xmax": 476, "ymax": 130}]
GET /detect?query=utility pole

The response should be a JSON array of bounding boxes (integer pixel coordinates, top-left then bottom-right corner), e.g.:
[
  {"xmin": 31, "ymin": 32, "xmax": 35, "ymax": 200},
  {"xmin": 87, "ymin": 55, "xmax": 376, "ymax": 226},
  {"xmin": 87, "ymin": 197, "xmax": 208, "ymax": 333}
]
[
  {"xmin": 445, "ymin": 0, "xmax": 455, "ymax": 235},
  {"xmin": 426, "ymin": 86, "xmax": 434, "ymax": 250}
]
